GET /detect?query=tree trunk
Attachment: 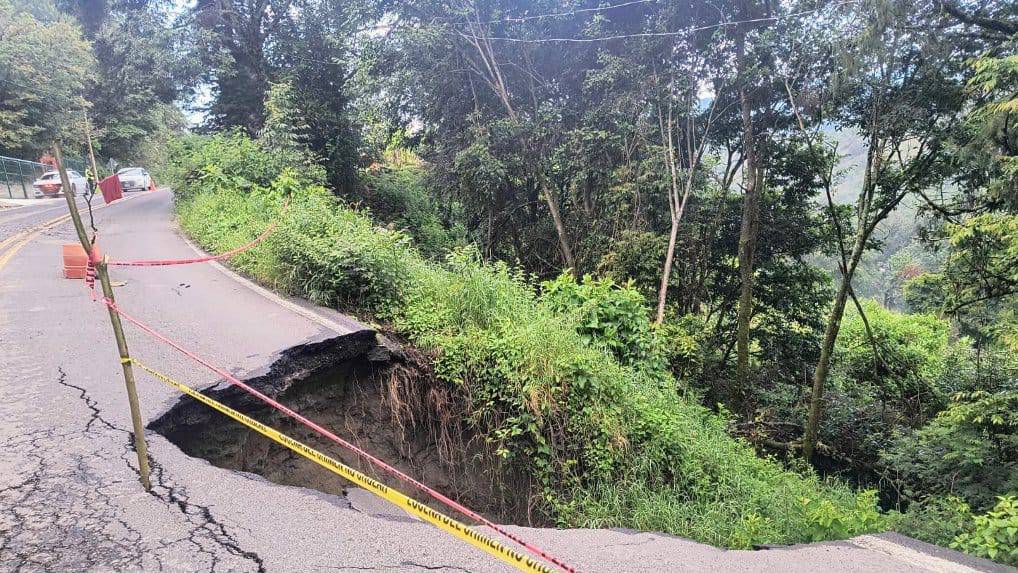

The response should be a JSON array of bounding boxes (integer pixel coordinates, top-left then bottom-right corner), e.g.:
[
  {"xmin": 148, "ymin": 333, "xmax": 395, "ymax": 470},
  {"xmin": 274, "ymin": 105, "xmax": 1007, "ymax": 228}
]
[
  {"xmin": 655, "ymin": 101, "xmax": 682, "ymax": 324},
  {"xmin": 733, "ymin": 33, "xmax": 761, "ymax": 402},
  {"xmin": 733, "ymin": 166, "xmax": 761, "ymax": 396},
  {"xmin": 656, "ymin": 213, "xmax": 680, "ymax": 323},
  {"xmin": 540, "ymin": 181, "xmax": 576, "ymax": 275},
  {"xmin": 802, "ymin": 233, "xmax": 867, "ymax": 460}
]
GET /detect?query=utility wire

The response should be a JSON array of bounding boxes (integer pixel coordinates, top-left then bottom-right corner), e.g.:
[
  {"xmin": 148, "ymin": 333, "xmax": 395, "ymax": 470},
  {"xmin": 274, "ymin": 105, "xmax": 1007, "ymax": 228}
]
[
  {"xmin": 466, "ymin": 0, "xmax": 656, "ymax": 25},
  {"xmin": 454, "ymin": 1, "xmax": 859, "ymax": 43}
]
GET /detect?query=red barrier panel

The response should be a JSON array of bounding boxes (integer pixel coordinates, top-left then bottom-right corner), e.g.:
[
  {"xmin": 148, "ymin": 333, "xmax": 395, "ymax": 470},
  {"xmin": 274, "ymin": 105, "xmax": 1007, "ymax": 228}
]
[{"xmin": 98, "ymin": 175, "xmax": 123, "ymax": 204}]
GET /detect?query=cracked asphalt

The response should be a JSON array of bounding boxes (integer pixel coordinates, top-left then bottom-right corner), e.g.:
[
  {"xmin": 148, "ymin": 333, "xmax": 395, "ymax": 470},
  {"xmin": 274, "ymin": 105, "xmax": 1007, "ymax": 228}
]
[{"xmin": 0, "ymin": 190, "xmax": 1012, "ymax": 573}]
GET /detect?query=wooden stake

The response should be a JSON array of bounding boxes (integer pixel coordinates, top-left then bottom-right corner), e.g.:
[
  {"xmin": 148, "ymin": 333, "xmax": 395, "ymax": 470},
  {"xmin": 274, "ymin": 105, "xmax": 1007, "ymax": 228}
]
[
  {"xmin": 83, "ymin": 114, "xmax": 101, "ymax": 192},
  {"xmin": 54, "ymin": 142, "xmax": 152, "ymax": 492}
]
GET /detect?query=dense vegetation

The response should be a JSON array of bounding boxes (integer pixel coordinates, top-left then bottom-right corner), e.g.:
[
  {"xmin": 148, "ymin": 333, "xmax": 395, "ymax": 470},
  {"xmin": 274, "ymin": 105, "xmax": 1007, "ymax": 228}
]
[
  {"xmin": 5, "ymin": 0, "xmax": 1015, "ymax": 565},
  {"xmin": 169, "ymin": 131, "xmax": 888, "ymax": 548}
]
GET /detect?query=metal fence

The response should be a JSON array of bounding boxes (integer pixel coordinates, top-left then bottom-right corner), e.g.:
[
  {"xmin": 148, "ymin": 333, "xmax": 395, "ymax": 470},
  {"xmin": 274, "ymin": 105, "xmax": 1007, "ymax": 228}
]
[{"xmin": 1, "ymin": 155, "xmax": 87, "ymax": 199}]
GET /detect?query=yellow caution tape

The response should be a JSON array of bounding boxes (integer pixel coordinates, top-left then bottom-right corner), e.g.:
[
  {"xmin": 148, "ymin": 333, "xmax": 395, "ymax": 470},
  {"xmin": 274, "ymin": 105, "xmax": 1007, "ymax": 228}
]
[{"xmin": 131, "ymin": 359, "xmax": 554, "ymax": 573}]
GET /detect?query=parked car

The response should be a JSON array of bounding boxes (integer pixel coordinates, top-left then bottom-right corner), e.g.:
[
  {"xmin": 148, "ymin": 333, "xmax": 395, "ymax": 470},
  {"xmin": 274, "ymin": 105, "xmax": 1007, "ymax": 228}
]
[
  {"xmin": 117, "ymin": 167, "xmax": 151, "ymax": 192},
  {"xmin": 32, "ymin": 170, "xmax": 88, "ymax": 198}
]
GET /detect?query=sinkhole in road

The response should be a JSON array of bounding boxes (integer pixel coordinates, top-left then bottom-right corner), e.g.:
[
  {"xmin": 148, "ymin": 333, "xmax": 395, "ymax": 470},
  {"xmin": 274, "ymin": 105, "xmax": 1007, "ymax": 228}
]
[{"xmin": 149, "ymin": 331, "xmax": 536, "ymax": 525}]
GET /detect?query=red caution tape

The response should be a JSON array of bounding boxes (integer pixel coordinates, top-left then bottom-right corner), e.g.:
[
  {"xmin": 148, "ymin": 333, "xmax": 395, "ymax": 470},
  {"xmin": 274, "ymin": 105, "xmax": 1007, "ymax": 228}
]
[
  {"xmin": 85, "ymin": 243, "xmax": 100, "ymax": 301},
  {"xmin": 103, "ymin": 299, "xmax": 578, "ymax": 573},
  {"xmin": 107, "ymin": 197, "xmax": 289, "ymax": 268},
  {"xmin": 107, "ymin": 219, "xmax": 279, "ymax": 267}
]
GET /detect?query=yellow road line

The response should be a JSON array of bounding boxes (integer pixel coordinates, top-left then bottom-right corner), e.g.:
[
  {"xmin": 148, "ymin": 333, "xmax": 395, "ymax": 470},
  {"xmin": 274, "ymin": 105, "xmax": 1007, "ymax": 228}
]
[
  {"xmin": 0, "ymin": 191, "xmax": 151, "ymax": 273},
  {"xmin": 131, "ymin": 359, "xmax": 556, "ymax": 573},
  {"xmin": 0, "ymin": 213, "xmax": 72, "ymax": 272},
  {"xmin": 0, "ymin": 212, "xmax": 68, "ymax": 250}
]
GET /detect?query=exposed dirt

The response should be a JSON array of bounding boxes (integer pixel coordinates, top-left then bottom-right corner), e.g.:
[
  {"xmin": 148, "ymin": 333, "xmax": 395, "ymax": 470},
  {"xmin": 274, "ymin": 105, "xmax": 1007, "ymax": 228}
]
[{"xmin": 149, "ymin": 331, "xmax": 537, "ymax": 525}]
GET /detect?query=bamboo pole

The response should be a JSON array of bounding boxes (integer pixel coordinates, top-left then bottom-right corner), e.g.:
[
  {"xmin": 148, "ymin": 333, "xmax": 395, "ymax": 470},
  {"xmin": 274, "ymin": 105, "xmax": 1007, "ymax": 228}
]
[
  {"xmin": 83, "ymin": 114, "xmax": 101, "ymax": 193},
  {"xmin": 54, "ymin": 142, "xmax": 152, "ymax": 492}
]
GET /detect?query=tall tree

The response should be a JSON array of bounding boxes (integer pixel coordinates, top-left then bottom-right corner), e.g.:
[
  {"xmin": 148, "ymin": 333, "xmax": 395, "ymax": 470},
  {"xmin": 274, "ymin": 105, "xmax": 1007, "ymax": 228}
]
[
  {"xmin": 0, "ymin": 0, "xmax": 93, "ymax": 157},
  {"xmin": 192, "ymin": 0, "xmax": 279, "ymax": 133},
  {"xmin": 652, "ymin": 39, "xmax": 718, "ymax": 324},
  {"xmin": 56, "ymin": 0, "xmax": 187, "ymax": 163},
  {"xmin": 191, "ymin": 0, "xmax": 371, "ymax": 187},
  {"xmin": 793, "ymin": 0, "xmax": 970, "ymax": 460},
  {"xmin": 728, "ymin": 0, "xmax": 780, "ymax": 401}
]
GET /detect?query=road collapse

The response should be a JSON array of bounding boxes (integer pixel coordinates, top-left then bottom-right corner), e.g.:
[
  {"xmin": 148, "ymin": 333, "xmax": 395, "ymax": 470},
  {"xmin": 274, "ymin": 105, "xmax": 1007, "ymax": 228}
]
[{"xmin": 138, "ymin": 323, "xmax": 573, "ymax": 573}]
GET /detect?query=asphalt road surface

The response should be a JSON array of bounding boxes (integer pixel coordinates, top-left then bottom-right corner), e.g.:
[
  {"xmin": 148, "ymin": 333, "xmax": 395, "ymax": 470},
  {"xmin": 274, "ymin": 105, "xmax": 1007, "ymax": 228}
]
[
  {"xmin": 0, "ymin": 190, "xmax": 1011, "ymax": 573},
  {"xmin": 0, "ymin": 196, "xmax": 88, "ymax": 239}
]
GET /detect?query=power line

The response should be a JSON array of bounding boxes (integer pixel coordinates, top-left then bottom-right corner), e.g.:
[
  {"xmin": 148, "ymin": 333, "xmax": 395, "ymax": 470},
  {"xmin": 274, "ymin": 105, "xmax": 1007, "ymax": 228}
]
[
  {"xmin": 454, "ymin": 1, "xmax": 859, "ymax": 43},
  {"xmin": 469, "ymin": 0, "xmax": 656, "ymax": 25}
]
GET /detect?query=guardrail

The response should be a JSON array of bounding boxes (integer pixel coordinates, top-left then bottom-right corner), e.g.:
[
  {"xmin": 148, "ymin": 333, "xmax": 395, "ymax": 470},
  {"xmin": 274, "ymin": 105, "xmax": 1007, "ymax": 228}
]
[{"xmin": 1, "ymin": 155, "xmax": 86, "ymax": 199}]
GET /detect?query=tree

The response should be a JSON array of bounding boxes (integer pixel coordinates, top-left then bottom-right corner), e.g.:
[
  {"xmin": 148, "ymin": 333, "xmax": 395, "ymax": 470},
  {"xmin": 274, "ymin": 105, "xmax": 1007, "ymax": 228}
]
[
  {"xmin": 53, "ymin": 0, "xmax": 189, "ymax": 163},
  {"xmin": 189, "ymin": 0, "xmax": 370, "ymax": 188},
  {"xmin": 260, "ymin": 80, "xmax": 310, "ymax": 155},
  {"xmin": 374, "ymin": 1, "xmax": 742, "ymax": 277},
  {"xmin": 731, "ymin": 0, "xmax": 771, "ymax": 396},
  {"xmin": 0, "ymin": 0, "xmax": 93, "ymax": 157},
  {"xmin": 791, "ymin": 0, "xmax": 970, "ymax": 460},
  {"xmin": 651, "ymin": 38, "xmax": 718, "ymax": 325},
  {"xmin": 87, "ymin": 14, "xmax": 184, "ymax": 161},
  {"xmin": 191, "ymin": 0, "xmax": 276, "ymax": 133}
]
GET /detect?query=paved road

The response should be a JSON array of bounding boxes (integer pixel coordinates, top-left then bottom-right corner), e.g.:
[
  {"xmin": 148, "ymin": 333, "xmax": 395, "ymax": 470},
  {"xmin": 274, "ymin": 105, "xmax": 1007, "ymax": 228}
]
[
  {"xmin": 0, "ymin": 190, "xmax": 1011, "ymax": 573},
  {"xmin": 0, "ymin": 197, "xmax": 87, "ymax": 239}
]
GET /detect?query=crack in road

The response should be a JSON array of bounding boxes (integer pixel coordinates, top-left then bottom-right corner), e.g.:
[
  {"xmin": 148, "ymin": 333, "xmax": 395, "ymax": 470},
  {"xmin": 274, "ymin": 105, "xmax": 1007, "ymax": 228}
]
[
  {"xmin": 0, "ymin": 367, "xmax": 266, "ymax": 572},
  {"xmin": 0, "ymin": 426, "xmax": 149, "ymax": 572}
]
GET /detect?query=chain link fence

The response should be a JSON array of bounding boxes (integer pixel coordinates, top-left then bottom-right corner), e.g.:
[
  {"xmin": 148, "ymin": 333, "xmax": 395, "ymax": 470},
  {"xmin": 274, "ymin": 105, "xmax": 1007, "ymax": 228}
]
[{"xmin": 1, "ymin": 155, "xmax": 87, "ymax": 199}]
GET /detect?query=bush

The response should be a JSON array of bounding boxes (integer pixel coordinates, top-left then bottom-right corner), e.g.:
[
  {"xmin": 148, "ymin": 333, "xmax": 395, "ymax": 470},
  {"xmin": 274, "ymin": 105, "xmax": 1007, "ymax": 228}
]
[
  {"xmin": 895, "ymin": 496, "xmax": 975, "ymax": 548},
  {"xmin": 807, "ymin": 302, "xmax": 963, "ymax": 473},
  {"xmin": 171, "ymin": 133, "xmax": 890, "ymax": 548},
  {"xmin": 165, "ymin": 131, "xmax": 325, "ymax": 200},
  {"xmin": 541, "ymin": 273, "xmax": 669, "ymax": 380},
  {"xmin": 882, "ymin": 388, "xmax": 1018, "ymax": 511},
  {"xmin": 356, "ymin": 163, "xmax": 464, "ymax": 258},
  {"xmin": 834, "ymin": 301, "xmax": 951, "ymax": 420},
  {"xmin": 951, "ymin": 496, "xmax": 1018, "ymax": 566}
]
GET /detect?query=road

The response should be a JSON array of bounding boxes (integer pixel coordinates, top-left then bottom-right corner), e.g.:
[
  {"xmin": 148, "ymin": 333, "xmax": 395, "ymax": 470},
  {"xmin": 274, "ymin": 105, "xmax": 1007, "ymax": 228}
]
[
  {"xmin": 0, "ymin": 196, "xmax": 87, "ymax": 237},
  {"xmin": 0, "ymin": 190, "xmax": 1011, "ymax": 573}
]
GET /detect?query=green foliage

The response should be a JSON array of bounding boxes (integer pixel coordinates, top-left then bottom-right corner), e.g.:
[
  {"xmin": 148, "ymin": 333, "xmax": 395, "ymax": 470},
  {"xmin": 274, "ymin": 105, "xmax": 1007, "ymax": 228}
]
[
  {"xmin": 356, "ymin": 163, "xmax": 464, "ymax": 258},
  {"xmin": 882, "ymin": 387, "xmax": 1018, "ymax": 512},
  {"xmin": 906, "ymin": 215, "xmax": 1018, "ymax": 351},
  {"xmin": 834, "ymin": 300, "xmax": 950, "ymax": 415},
  {"xmin": 132, "ymin": 104, "xmax": 188, "ymax": 180},
  {"xmin": 85, "ymin": 10, "xmax": 182, "ymax": 162},
  {"xmin": 188, "ymin": 0, "xmax": 371, "ymax": 188},
  {"xmin": 595, "ymin": 230, "xmax": 667, "ymax": 300},
  {"xmin": 897, "ymin": 495, "xmax": 1018, "ymax": 566},
  {"xmin": 896, "ymin": 496, "xmax": 976, "ymax": 550},
  {"xmin": 541, "ymin": 273, "xmax": 669, "ymax": 380},
  {"xmin": 955, "ymin": 50, "xmax": 1018, "ymax": 210},
  {"xmin": 260, "ymin": 81, "xmax": 311, "ymax": 156},
  {"xmin": 164, "ymin": 132, "xmax": 325, "ymax": 200},
  {"xmin": 944, "ymin": 214, "xmax": 1018, "ymax": 303},
  {"xmin": 171, "ymin": 133, "xmax": 890, "ymax": 548},
  {"xmin": 0, "ymin": 0, "xmax": 93, "ymax": 157},
  {"xmin": 951, "ymin": 496, "xmax": 1018, "ymax": 566}
]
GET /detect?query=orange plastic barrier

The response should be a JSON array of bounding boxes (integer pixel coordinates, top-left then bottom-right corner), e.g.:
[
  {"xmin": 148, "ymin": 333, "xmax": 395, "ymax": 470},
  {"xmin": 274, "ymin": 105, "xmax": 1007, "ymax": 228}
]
[{"xmin": 62, "ymin": 243, "xmax": 100, "ymax": 279}]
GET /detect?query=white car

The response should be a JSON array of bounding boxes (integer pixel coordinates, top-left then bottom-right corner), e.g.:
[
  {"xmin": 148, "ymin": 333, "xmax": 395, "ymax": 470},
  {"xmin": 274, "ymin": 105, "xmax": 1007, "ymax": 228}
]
[
  {"xmin": 32, "ymin": 170, "xmax": 88, "ymax": 198},
  {"xmin": 117, "ymin": 167, "xmax": 151, "ymax": 192}
]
